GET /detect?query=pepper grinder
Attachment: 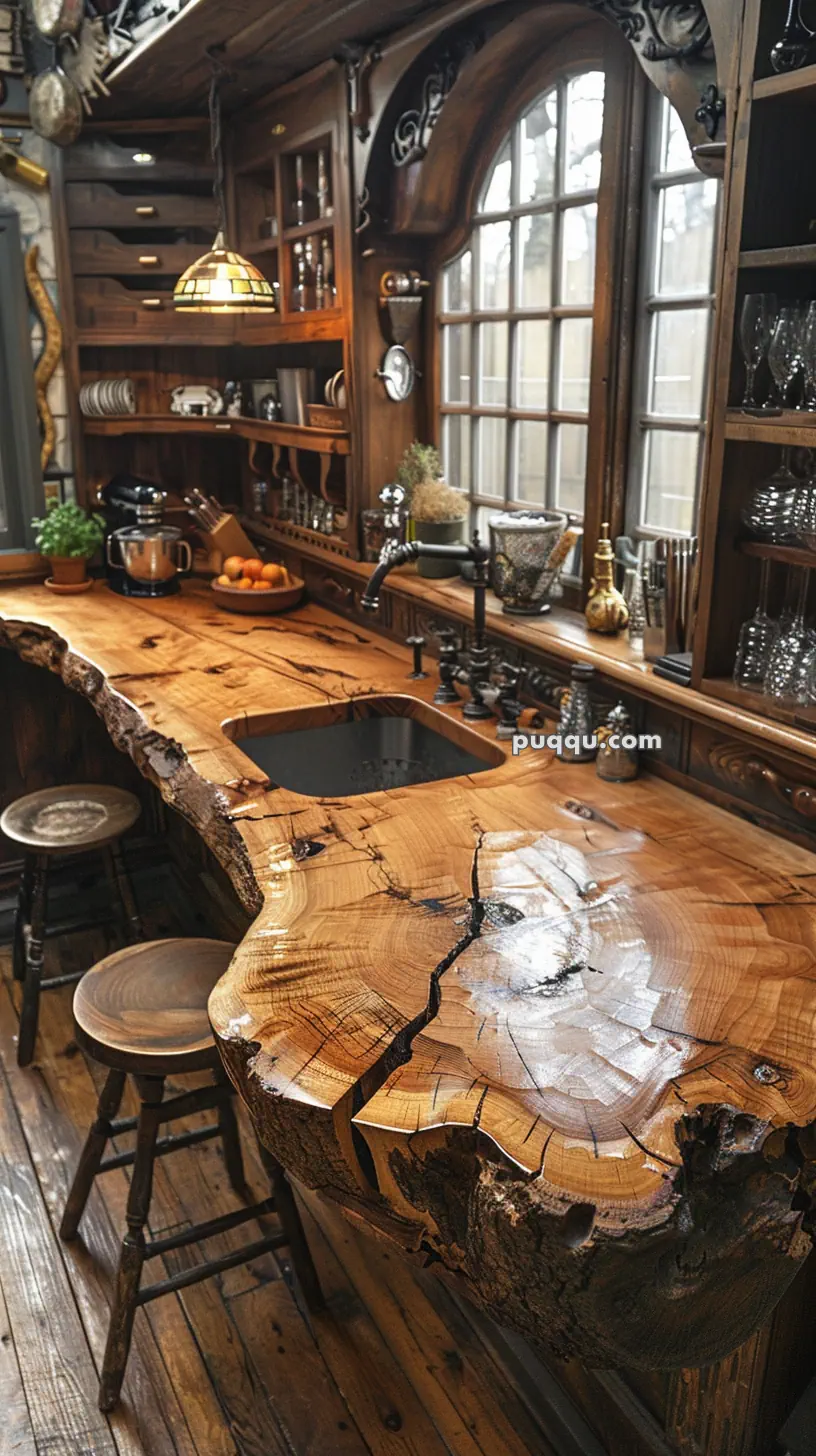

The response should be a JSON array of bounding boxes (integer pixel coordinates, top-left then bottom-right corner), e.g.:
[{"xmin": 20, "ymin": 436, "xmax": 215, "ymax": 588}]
[
  {"xmin": 557, "ymin": 662, "xmax": 597, "ymax": 762},
  {"xmin": 433, "ymin": 628, "xmax": 461, "ymax": 705}
]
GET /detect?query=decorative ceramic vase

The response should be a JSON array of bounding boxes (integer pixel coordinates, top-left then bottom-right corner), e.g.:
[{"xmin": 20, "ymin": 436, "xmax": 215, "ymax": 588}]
[
  {"xmin": 413, "ymin": 518, "xmax": 465, "ymax": 578},
  {"xmin": 585, "ymin": 523, "xmax": 629, "ymax": 635},
  {"xmin": 488, "ymin": 510, "xmax": 578, "ymax": 615}
]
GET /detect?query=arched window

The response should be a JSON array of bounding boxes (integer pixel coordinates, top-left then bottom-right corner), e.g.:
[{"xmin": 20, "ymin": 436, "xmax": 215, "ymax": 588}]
[
  {"xmin": 438, "ymin": 70, "xmax": 605, "ymax": 523},
  {"xmin": 436, "ymin": 65, "xmax": 720, "ymax": 545}
]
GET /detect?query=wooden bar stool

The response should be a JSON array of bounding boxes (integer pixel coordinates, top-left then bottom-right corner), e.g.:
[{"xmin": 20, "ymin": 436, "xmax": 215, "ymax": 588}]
[
  {"xmin": 1, "ymin": 784, "xmax": 143, "ymax": 1067},
  {"xmin": 60, "ymin": 936, "xmax": 323, "ymax": 1412}
]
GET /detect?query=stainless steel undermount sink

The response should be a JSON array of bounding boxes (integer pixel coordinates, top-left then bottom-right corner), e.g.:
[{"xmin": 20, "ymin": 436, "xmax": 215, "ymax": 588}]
[{"xmin": 222, "ymin": 695, "xmax": 504, "ymax": 797}]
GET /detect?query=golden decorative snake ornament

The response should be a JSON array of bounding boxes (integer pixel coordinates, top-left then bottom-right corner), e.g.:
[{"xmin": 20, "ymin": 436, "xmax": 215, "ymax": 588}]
[{"xmin": 24, "ymin": 243, "xmax": 63, "ymax": 471}]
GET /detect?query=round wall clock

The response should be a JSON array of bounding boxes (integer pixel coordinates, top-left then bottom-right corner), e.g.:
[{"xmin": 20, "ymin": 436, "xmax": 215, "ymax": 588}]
[{"xmin": 377, "ymin": 344, "xmax": 415, "ymax": 401}]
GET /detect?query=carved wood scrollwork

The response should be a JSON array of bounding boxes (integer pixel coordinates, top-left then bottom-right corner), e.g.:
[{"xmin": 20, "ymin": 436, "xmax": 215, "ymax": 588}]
[
  {"xmin": 590, "ymin": 0, "xmax": 712, "ymax": 62},
  {"xmin": 391, "ymin": 34, "xmax": 484, "ymax": 167},
  {"xmin": 710, "ymin": 744, "xmax": 816, "ymax": 821}
]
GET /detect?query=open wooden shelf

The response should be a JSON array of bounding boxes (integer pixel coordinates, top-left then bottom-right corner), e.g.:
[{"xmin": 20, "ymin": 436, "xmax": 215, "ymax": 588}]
[
  {"xmin": 739, "ymin": 244, "xmax": 816, "ymax": 268},
  {"xmin": 740, "ymin": 540, "xmax": 816, "ymax": 567},
  {"xmin": 703, "ymin": 676, "xmax": 816, "ymax": 733},
  {"xmin": 283, "ymin": 217, "xmax": 335, "ymax": 243},
  {"xmin": 725, "ymin": 409, "xmax": 816, "ymax": 444},
  {"xmin": 753, "ymin": 67, "xmax": 816, "ymax": 102},
  {"xmin": 82, "ymin": 414, "xmax": 351, "ymax": 454}
]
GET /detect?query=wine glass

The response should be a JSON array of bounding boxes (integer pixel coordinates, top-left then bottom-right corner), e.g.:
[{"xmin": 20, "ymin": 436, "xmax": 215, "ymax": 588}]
[
  {"xmin": 734, "ymin": 559, "xmax": 779, "ymax": 690},
  {"xmin": 764, "ymin": 567, "xmax": 816, "ymax": 705},
  {"xmin": 802, "ymin": 301, "xmax": 816, "ymax": 411},
  {"xmin": 741, "ymin": 447, "xmax": 800, "ymax": 542},
  {"xmin": 771, "ymin": 0, "xmax": 815, "ymax": 72},
  {"xmin": 768, "ymin": 305, "xmax": 804, "ymax": 409},
  {"xmin": 739, "ymin": 293, "xmax": 777, "ymax": 410}
]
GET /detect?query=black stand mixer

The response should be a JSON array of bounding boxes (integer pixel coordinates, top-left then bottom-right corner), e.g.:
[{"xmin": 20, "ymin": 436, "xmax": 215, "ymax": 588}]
[{"xmin": 98, "ymin": 475, "xmax": 191, "ymax": 598}]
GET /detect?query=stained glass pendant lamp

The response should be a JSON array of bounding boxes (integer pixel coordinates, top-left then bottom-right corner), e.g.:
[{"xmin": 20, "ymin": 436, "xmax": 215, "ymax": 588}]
[{"xmin": 174, "ymin": 63, "xmax": 275, "ymax": 312}]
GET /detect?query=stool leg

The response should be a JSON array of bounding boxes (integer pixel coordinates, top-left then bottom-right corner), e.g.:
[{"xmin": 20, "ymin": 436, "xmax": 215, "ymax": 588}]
[
  {"xmin": 214, "ymin": 1068, "xmax": 246, "ymax": 1195},
  {"xmin": 12, "ymin": 852, "xmax": 34, "ymax": 983},
  {"xmin": 17, "ymin": 854, "xmax": 49, "ymax": 1068},
  {"xmin": 103, "ymin": 842, "xmax": 143, "ymax": 943},
  {"xmin": 99, "ymin": 1074, "xmax": 163, "ymax": 1412},
  {"xmin": 60, "ymin": 1068, "xmax": 127, "ymax": 1241},
  {"xmin": 258, "ymin": 1142, "xmax": 324, "ymax": 1315}
]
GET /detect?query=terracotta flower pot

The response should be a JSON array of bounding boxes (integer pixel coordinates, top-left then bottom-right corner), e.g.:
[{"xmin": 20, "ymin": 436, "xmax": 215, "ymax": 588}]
[{"xmin": 48, "ymin": 555, "xmax": 88, "ymax": 586}]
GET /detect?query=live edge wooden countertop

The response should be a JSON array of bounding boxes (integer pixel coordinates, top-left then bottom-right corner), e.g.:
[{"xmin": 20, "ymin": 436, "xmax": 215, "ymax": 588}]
[{"xmin": 2, "ymin": 580, "xmax": 816, "ymax": 1374}]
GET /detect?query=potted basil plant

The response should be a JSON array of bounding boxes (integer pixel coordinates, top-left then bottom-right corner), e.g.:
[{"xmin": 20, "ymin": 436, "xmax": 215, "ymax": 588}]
[{"xmin": 32, "ymin": 499, "xmax": 106, "ymax": 587}]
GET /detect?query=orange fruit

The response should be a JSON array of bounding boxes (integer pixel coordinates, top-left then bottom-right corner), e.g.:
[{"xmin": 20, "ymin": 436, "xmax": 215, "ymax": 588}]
[
  {"xmin": 260, "ymin": 562, "xmax": 286, "ymax": 586},
  {"xmin": 252, "ymin": 579, "xmax": 270, "ymax": 590},
  {"xmin": 215, "ymin": 574, "xmax": 231, "ymax": 587},
  {"xmin": 236, "ymin": 576, "xmax": 254, "ymax": 590},
  {"xmin": 222, "ymin": 556, "xmax": 244, "ymax": 580},
  {"xmin": 241, "ymin": 558, "xmax": 264, "ymax": 580}
]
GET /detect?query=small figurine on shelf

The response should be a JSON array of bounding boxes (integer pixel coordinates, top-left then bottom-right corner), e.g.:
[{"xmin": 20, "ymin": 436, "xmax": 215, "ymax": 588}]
[
  {"xmin": 223, "ymin": 381, "xmax": 243, "ymax": 418},
  {"xmin": 596, "ymin": 702, "xmax": 639, "ymax": 782},
  {"xmin": 585, "ymin": 522, "xmax": 630, "ymax": 635}
]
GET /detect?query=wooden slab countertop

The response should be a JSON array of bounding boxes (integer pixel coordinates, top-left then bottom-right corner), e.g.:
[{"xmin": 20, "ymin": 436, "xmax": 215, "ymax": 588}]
[{"xmin": 1, "ymin": 579, "xmax": 815, "ymax": 1372}]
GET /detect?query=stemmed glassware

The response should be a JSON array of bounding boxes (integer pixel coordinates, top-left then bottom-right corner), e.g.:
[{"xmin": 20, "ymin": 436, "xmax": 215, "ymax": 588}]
[
  {"xmin": 770, "ymin": 0, "xmax": 815, "ymax": 72},
  {"xmin": 768, "ymin": 305, "xmax": 805, "ymax": 409},
  {"xmin": 733, "ymin": 559, "xmax": 779, "ymax": 690},
  {"xmin": 741, "ymin": 447, "xmax": 801, "ymax": 541},
  {"xmin": 764, "ymin": 567, "xmax": 816, "ymax": 705},
  {"xmin": 802, "ymin": 301, "xmax": 816, "ymax": 411},
  {"xmin": 739, "ymin": 293, "xmax": 777, "ymax": 410}
]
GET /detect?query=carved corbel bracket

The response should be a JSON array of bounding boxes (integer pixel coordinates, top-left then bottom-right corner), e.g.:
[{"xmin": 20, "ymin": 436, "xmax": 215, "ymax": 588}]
[{"xmin": 338, "ymin": 40, "xmax": 381, "ymax": 143}]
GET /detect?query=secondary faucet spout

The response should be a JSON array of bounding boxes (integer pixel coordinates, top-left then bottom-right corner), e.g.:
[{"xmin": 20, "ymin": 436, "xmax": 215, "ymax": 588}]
[{"xmin": 360, "ymin": 535, "xmax": 489, "ymax": 613}]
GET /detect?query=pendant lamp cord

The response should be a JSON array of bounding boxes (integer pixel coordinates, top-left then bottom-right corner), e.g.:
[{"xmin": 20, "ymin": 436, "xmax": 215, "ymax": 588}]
[{"xmin": 207, "ymin": 48, "xmax": 229, "ymax": 238}]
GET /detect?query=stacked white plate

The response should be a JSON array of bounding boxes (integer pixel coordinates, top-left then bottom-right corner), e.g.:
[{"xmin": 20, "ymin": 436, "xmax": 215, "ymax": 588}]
[{"xmin": 79, "ymin": 378, "xmax": 137, "ymax": 417}]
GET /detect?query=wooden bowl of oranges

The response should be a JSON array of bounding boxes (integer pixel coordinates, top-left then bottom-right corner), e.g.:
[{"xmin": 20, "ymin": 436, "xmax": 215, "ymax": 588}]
[{"xmin": 211, "ymin": 555, "xmax": 304, "ymax": 614}]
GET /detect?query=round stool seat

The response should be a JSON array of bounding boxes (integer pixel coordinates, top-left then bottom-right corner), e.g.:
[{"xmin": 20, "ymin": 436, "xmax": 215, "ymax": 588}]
[
  {"xmin": 73, "ymin": 937, "xmax": 236, "ymax": 1074},
  {"xmin": 0, "ymin": 784, "xmax": 141, "ymax": 853}
]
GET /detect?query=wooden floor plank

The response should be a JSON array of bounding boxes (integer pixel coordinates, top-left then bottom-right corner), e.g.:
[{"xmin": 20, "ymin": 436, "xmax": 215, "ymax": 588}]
[
  {"xmin": 0, "ymin": 1052, "xmax": 117, "ymax": 1456},
  {"xmin": 0, "ymin": 947, "xmax": 230, "ymax": 1456},
  {"xmin": 0, "ymin": 1275, "xmax": 37, "ymax": 1456},
  {"xmin": 297, "ymin": 1196, "xmax": 456, "ymax": 1456},
  {"xmin": 309, "ymin": 1197, "xmax": 546, "ymax": 1456}
]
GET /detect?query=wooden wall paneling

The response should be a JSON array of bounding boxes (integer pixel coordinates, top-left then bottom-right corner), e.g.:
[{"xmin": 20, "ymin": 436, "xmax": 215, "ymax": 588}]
[{"xmin": 691, "ymin": 0, "xmax": 756, "ymax": 686}]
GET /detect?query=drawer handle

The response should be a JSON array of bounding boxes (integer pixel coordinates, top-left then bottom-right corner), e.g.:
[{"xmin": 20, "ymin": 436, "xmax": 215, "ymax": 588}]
[
  {"xmin": 139, "ymin": 254, "xmax": 159, "ymax": 266},
  {"xmin": 214, "ymin": 422, "xmax": 232, "ymax": 431},
  {"xmin": 135, "ymin": 205, "xmax": 157, "ymax": 217},
  {"xmin": 141, "ymin": 298, "xmax": 163, "ymax": 310}
]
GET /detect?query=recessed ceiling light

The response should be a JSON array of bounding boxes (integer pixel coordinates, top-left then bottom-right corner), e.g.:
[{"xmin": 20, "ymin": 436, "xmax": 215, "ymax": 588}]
[{"xmin": 132, "ymin": 151, "xmax": 156, "ymax": 165}]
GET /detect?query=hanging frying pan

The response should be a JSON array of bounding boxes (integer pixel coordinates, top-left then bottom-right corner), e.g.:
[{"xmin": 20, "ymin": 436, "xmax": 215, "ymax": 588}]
[
  {"xmin": 30, "ymin": 0, "xmax": 84, "ymax": 41},
  {"xmin": 29, "ymin": 59, "xmax": 83, "ymax": 146}
]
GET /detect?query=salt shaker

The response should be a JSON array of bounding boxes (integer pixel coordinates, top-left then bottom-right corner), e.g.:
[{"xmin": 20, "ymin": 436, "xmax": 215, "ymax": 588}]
[{"xmin": 596, "ymin": 702, "xmax": 639, "ymax": 782}]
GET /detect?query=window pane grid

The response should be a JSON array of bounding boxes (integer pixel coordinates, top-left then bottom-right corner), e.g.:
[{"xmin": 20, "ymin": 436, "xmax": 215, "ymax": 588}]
[
  {"xmin": 627, "ymin": 92, "xmax": 720, "ymax": 538},
  {"xmin": 439, "ymin": 69, "xmax": 603, "ymax": 521}
]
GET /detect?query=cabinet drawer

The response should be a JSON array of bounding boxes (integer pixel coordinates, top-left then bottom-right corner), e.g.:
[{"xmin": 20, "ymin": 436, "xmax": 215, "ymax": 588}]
[
  {"xmin": 74, "ymin": 278, "xmax": 234, "ymax": 344},
  {"xmin": 66, "ymin": 182, "xmax": 217, "ymax": 231},
  {"xmin": 64, "ymin": 132, "xmax": 212, "ymax": 183},
  {"xmin": 689, "ymin": 723, "xmax": 816, "ymax": 841},
  {"xmin": 71, "ymin": 229, "xmax": 203, "ymax": 277}
]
